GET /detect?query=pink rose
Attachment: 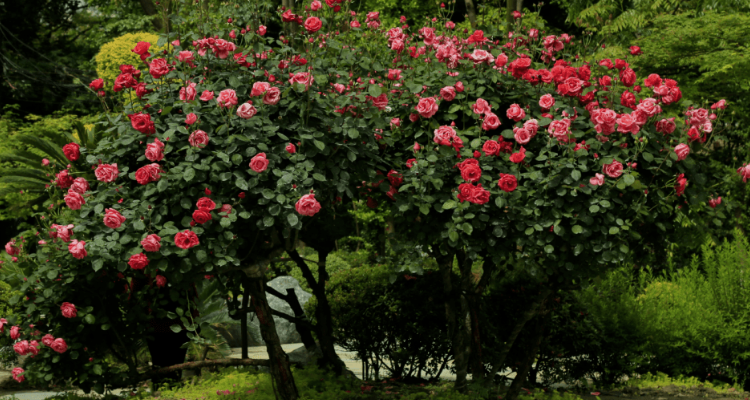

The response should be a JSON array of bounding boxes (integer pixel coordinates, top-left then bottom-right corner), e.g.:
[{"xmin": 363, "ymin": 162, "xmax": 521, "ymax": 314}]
[
  {"xmin": 616, "ymin": 113, "xmax": 640, "ymax": 134},
  {"xmin": 602, "ymin": 160, "xmax": 623, "ymax": 178},
  {"xmin": 482, "ymin": 140, "xmax": 500, "ymax": 156},
  {"xmin": 249, "ymin": 153, "xmax": 269, "ymax": 173},
  {"xmin": 387, "ymin": 69, "xmax": 401, "ymax": 81},
  {"xmin": 472, "ymin": 98, "xmax": 491, "ymax": 115},
  {"xmin": 433, "ymin": 125, "xmax": 458, "ymax": 146},
  {"xmin": 189, "ymin": 130, "xmax": 210, "ymax": 148},
  {"xmin": 42, "ymin": 158, "xmax": 50, "ymax": 166},
  {"xmin": 590, "ymin": 173, "xmax": 605, "ymax": 186},
  {"xmin": 513, "ymin": 127, "xmax": 531, "ymax": 144},
  {"xmin": 11, "ymin": 368, "xmax": 24, "ymax": 383},
  {"xmin": 506, "ymin": 104, "xmax": 526, "ymax": 122},
  {"xmin": 53, "ymin": 224, "xmax": 75, "ymax": 242},
  {"xmin": 68, "ymin": 239, "xmax": 87, "ymax": 259},
  {"xmin": 251, "ymin": 82, "xmax": 271, "ymax": 97},
  {"xmin": 200, "ymin": 91, "xmax": 215, "ymax": 101},
  {"xmin": 539, "ymin": 94, "xmax": 555, "ymax": 110},
  {"xmin": 135, "ymin": 163, "xmax": 162, "ymax": 185},
  {"xmin": 141, "ymin": 234, "xmax": 162, "ymax": 252},
  {"xmin": 10, "ymin": 326, "xmax": 20, "ymax": 340},
  {"xmin": 469, "ymin": 49, "xmax": 494, "ymax": 65},
  {"xmin": 495, "ymin": 53, "xmax": 508, "ymax": 67},
  {"xmin": 217, "ymin": 89, "xmax": 238, "ymax": 108},
  {"xmin": 60, "ymin": 302, "xmax": 77, "ymax": 318},
  {"xmin": 64, "ymin": 189, "xmax": 85, "ymax": 210},
  {"xmin": 296, "ymin": 194, "xmax": 322, "ymax": 217},
  {"xmin": 415, "ymin": 97, "xmax": 439, "ymax": 118},
  {"xmin": 41, "ymin": 334, "xmax": 54, "ymax": 347},
  {"xmin": 524, "ymin": 119, "xmax": 539, "ymax": 136},
  {"xmin": 145, "ymin": 138, "xmax": 165, "ymax": 162},
  {"xmin": 637, "ymin": 98, "xmax": 662, "ymax": 117},
  {"xmin": 263, "ymin": 87, "xmax": 281, "ymax": 105},
  {"xmin": 95, "ymin": 163, "xmax": 119, "ymax": 183},
  {"xmin": 288, "ymin": 72, "xmax": 314, "ymax": 90},
  {"xmin": 185, "ymin": 113, "xmax": 198, "ymax": 125},
  {"xmin": 103, "ymin": 208, "xmax": 126, "ymax": 229},
  {"xmin": 285, "ymin": 143, "xmax": 296, "ymax": 154},
  {"xmin": 257, "ymin": 25, "xmax": 267, "ymax": 35},
  {"xmin": 70, "ymin": 177, "xmax": 89, "ymax": 194},
  {"xmin": 50, "ymin": 338, "xmax": 68, "ymax": 354},
  {"xmin": 13, "ymin": 340, "xmax": 29, "ymax": 356},
  {"xmin": 482, "ymin": 113, "xmax": 501, "ymax": 131},
  {"xmin": 174, "ymin": 230, "xmax": 200, "ymax": 249},
  {"xmin": 56, "ymin": 169, "xmax": 74, "ymax": 189},
  {"xmin": 440, "ymin": 86, "xmax": 456, "ymax": 101},
  {"xmin": 180, "ymin": 83, "xmax": 197, "ymax": 101},
  {"xmin": 155, "ymin": 275, "xmax": 167, "ymax": 288},
  {"xmin": 128, "ymin": 253, "xmax": 149, "ymax": 270},
  {"xmin": 548, "ymin": 119, "xmax": 572, "ymax": 143},
  {"xmin": 236, "ymin": 102, "xmax": 258, "ymax": 119},
  {"xmin": 674, "ymin": 143, "xmax": 690, "ymax": 161},
  {"xmin": 0, "ymin": 318, "xmax": 7, "ymax": 333}
]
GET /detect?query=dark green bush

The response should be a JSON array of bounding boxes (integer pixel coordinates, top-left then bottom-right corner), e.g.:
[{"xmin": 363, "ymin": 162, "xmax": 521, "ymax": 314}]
[{"xmin": 307, "ymin": 263, "xmax": 453, "ymax": 381}]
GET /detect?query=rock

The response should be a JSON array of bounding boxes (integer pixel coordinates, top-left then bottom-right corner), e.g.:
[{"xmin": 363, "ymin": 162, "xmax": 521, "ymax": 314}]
[
  {"xmin": 248, "ymin": 276, "xmax": 313, "ymax": 345},
  {"xmin": 287, "ymin": 343, "xmax": 323, "ymax": 366}
]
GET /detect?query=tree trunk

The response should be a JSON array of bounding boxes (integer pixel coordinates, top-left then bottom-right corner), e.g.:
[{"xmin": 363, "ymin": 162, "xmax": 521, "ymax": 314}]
[
  {"xmin": 504, "ymin": 304, "xmax": 550, "ymax": 400},
  {"xmin": 241, "ymin": 291, "xmax": 249, "ymax": 359},
  {"xmin": 246, "ymin": 277, "xmax": 299, "ymax": 400},
  {"xmin": 284, "ymin": 287, "xmax": 317, "ymax": 351},
  {"xmin": 138, "ymin": 0, "xmax": 163, "ymax": 32},
  {"xmin": 437, "ymin": 250, "xmax": 473, "ymax": 393},
  {"xmin": 516, "ymin": 0, "xmax": 523, "ymax": 12},
  {"xmin": 506, "ymin": 0, "xmax": 515, "ymax": 26},
  {"xmin": 464, "ymin": 0, "xmax": 478, "ymax": 29}
]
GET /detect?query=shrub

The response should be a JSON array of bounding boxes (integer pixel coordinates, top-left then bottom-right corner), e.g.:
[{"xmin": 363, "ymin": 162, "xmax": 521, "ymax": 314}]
[
  {"xmin": 94, "ymin": 32, "xmax": 161, "ymax": 85},
  {"xmin": 308, "ymin": 264, "xmax": 452, "ymax": 381}
]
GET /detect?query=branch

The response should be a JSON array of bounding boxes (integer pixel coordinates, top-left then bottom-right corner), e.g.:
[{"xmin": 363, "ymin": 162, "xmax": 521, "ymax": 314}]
[{"xmin": 135, "ymin": 358, "xmax": 303, "ymax": 382}]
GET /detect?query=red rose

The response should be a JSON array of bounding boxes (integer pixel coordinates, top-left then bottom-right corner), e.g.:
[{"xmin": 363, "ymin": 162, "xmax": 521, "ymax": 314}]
[
  {"xmin": 296, "ymin": 194, "xmax": 322, "ymax": 217},
  {"xmin": 263, "ymin": 87, "xmax": 281, "ymax": 105},
  {"xmin": 68, "ymin": 239, "xmax": 87, "ymax": 259},
  {"xmin": 132, "ymin": 41, "xmax": 151, "ymax": 56},
  {"xmin": 155, "ymin": 275, "xmax": 167, "ymax": 288},
  {"xmin": 129, "ymin": 112, "xmax": 155, "ymax": 135},
  {"xmin": 304, "ymin": 17, "xmax": 322, "ymax": 33},
  {"xmin": 149, "ymin": 58, "xmax": 170, "ymax": 79},
  {"xmin": 482, "ymin": 113, "xmax": 501, "ymax": 131},
  {"xmin": 192, "ymin": 210, "xmax": 212, "ymax": 224},
  {"xmin": 482, "ymin": 140, "xmax": 501, "ymax": 156},
  {"xmin": 539, "ymin": 94, "xmax": 555, "ymax": 111},
  {"xmin": 620, "ymin": 91, "xmax": 636, "ymax": 109},
  {"xmin": 89, "ymin": 78, "xmax": 104, "ymax": 91},
  {"xmin": 602, "ymin": 160, "xmax": 623, "ymax": 178},
  {"xmin": 406, "ymin": 158, "xmax": 417, "ymax": 168},
  {"xmin": 619, "ymin": 68, "xmax": 636, "ymax": 87},
  {"xmin": 472, "ymin": 98, "xmax": 491, "ymax": 115},
  {"xmin": 60, "ymin": 302, "xmax": 77, "ymax": 318},
  {"xmin": 50, "ymin": 338, "xmax": 67, "ymax": 354},
  {"xmin": 128, "ymin": 253, "xmax": 149, "ymax": 270},
  {"xmin": 141, "ymin": 234, "xmax": 162, "ymax": 252},
  {"xmin": 145, "ymin": 138, "xmax": 165, "ymax": 162},
  {"xmin": 185, "ymin": 113, "xmax": 198, "ymax": 125},
  {"xmin": 285, "ymin": 143, "xmax": 296, "ymax": 154},
  {"xmin": 387, "ymin": 170, "xmax": 403, "ymax": 187},
  {"xmin": 674, "ymin": 173, "xmax": 687, "ymax": 196},
  {"xmin": 64, "ymin": 189, "xmax": 85, "ymax": 210},
  {"xmin": 509, "ymin": 147, "xmax": 526, "ymax": 164},
  {"xmin": 415, "ymin": 97, "xmax": 439, "ymax": 118},
  {"xmin": 56, "ymin": 169, "xmax": 74, "ymax": 189},
  {"xmin": 196, "ymin": 197, "xmax": 216, "ymax": 211},
  {"xmin": 460, "ymin": 164, "xmax": 482, "ymax": 183},
  {"xmin": 498, "ymin": 174, "xmax": 518, "ymax": 192},
  {"xmin": 135, "ymin": 163, "xmax": 162, "ymax": 185}
]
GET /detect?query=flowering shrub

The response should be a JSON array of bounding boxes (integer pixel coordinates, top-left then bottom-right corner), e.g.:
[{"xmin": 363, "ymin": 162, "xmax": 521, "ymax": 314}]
[
  {"xmin": 94, "ymin": 32, "xmax": 163, "ymax": 87},
  {"xmin": 1, "ymin": 0, "xmax": 746, "ymax": 395}
]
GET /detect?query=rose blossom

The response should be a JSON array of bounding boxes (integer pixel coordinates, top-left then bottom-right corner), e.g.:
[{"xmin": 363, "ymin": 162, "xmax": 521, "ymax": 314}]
[
  {"xmin": 482, "ymin": 113, "xmax": 501, "ymax": 131},
  {"xmin": 50, "ymin": 338, "xmax": 68, "ymax": 354},
  {"xmin": 217, "ymin": 89, "xmax": 238, "ymax": 108},
  {"xmin": 674, "ymin": 143, "xmax": 690, "ymax": 161},
  {"xmin": 145, "ymin": 138, "xmax": 165, "ymax": 162},
  {"xmin": 68, "ymin": 239, "xmax": 87, "ymax": 259},
  {"xmin": 459, "ymin": 163, "xmax": 482, "ymax": 183},
  {"xmin": 539, "ymin": 94, "xmax": 555, "ymax": 111},
  {"xmin": 602, "ymin": 160, "xmax": 623, "ymax": 178},
  {"xmin": 251, "ymin": 82, "xmax": 271, "ymax": 97},
  {"xmin": 288, "ymin": 72, "xmax": 314, "ymax": 90},
  {"xmin": 196, "ymin": 197, "xmax": 216, "ymax": 211},
  {"xmin": 69, "ymin": 177, "xmax": 89, "ymax": 194},
  {"xmin": 62, "ymin": 143, "xmax": 80, "ymax": 161},
  {"xmin": 509, "ymin": 147, "xmax": 526, "ymax": 164},
  {"xmin": 296, "ymin": 194, "xmax": 322, "ymax": 217},
  {"xmin": 498, "ymin": 174, "xmax": 517, "ymax": 192},
  {"xmin": 53, "ymin": 224, "xmax": 74, "ymax": 242},
  {"xmin": 304, "ymin": 17, "xmax": 322, "ymax": 33},
  {"xmin": 13, "ymin": 340, "xmax": 29, "ymax": 356},
  {"xmin": 590, "ymin": 173, "xmax": 605, "ymax": 186},
  {"xmin": 249, "ymin": 153, "xmax": 269, "ymax": 173},
  {"xmin": 263, "ymin": 87, "xmax": 281, "ymax": 105},
  {"xmin": 655, "ymin": 118, "xmax": 676, "ymax": 134},
  {"xmin": 637, "ymin": 98, "xmax": 662, "ymax": 117},
  {"xmin": 174, "ymin": 230, "xmax": 200, "ymax": 249},
  {"xmin": 103, "ymin": 208, "xmax": 126, "ymax": 229},
  {"xmin": 472, "ymin": 98, "xmax": 491, "ymax": 115},
  {"xmin": 193, "ymin": 210, "xmax": 211, "ymax": 224},
  {"xmin": 41, "ymin": 334, "xmax": 54, "ymax": 347},
  {"xmin": 185, "ymin": 113, "xmax": 198, "ymax": 125},
  {"xmin": 548, "ymin": 119, "xmax": 572, "ymax": 143},
  {"xmin": 64, "ymin": 189, "xmax": 85, "ymax": 210},
  {"xmin": 95, "ymin": 163, "xmax": 119, "ymax": 183},
  {"xmin": 524, "ymin": 119, "xmax": 539, "ymax": 136},
  {"xmin": 286, "ymin": 143, "xmax": 296, "ymax": 154},
  {"xmin": 482, "ymin": 140, "xmax": 501, "ymax": 156},
  {"xmin": 506, "ymin": 104, "xmax": 526, "ymax": 122},
  {"xmin": 200, "ymin": 91, "xmax": 215, "ymax": 101},
  {"xmin": 616, "ymin": 113, "xmax": 640, "ymax": 134},
  {"xmin": 135, "ymin": 163, "xmax": 162, "ymax": 185},
  {"xmin": 155, "ymin": 275, "xmax": 167, "ymax": 288},
  {"xmin": 189, "ymin": 130, "xmax": 210, "ymax": 148},
  {"xmin": 10, "ymin": 326, "xmax": 20, "ymax": 340},
  {"xmin": 60, "ymin": 302, "xmax": 77, "ymax": 318},
  {"xmin": 415, "ymin": 97, "xmax": 439, "ymax": 118},
  {"xmin": 236, "ymin": 102, "xmax": 258, "ymax": 119},
  {"xmin": 433, "ymin": 125, "xmax": 458, "ymax": 146},
  {"xmin": 440, "ymin": 86, "xmax": 456, "ymax": 101},
  {"xmin": 12, "ymin": 368, "xmax": 24, "ymax": 383},
  {"xmin": 737, "ymin": 163, "xmax": 750, "ymax": 183},
  {"xmin": 56, "ymin": 169, "xmax": 73, "ymax": 188},
  {"xmin": 149, "ymin": 58, "xmax": 170, "ymax": 79},
  {"xmin": 128, "ymin": 253, "xmax": 149, "ymax": 270},
  {"xmin": 514, "ymin": 127, "xmax": 531, "ymax": 144}
]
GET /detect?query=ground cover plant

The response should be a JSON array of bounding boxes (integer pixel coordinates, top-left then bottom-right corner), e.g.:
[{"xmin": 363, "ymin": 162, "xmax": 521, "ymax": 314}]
[{"xmin": 0, "ymin": 0, "xmax": 747, "ymax": 399}]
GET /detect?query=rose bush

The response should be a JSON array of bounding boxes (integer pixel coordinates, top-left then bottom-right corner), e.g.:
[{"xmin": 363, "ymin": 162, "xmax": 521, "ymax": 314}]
[{"xmin": 1, "ymin": 1, "xmax": 746, "ymax": 398}]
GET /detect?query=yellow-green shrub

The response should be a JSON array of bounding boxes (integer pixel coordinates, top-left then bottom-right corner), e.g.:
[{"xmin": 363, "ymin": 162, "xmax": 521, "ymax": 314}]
[{"xmin": 94, "ymin": 32, "xmax": 162, "ymax": 85}]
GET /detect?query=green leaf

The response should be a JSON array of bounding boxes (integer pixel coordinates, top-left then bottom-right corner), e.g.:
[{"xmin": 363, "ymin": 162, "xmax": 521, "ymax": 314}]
[
  {"xmin": 609, "ymin": 227, "xmax": 620, "ymax": 234},
  {"xmin": 623, "ymin": 174, "xmax": 635, "ymax": 186},
  {"xmin": 92, "ymin": 259, "xmax": 104, "ymax": 272},
  {"xmin": 170, "ymin": 324, "xmax": 182, "ymax": 333},
  {"xmin": 525, "ymin": 227, "xmax": 534, "ymax": 235},
  {"xmin": 571, "ymin": 170, "xmax": 581, "ymax": 181},
  {"xmin": 572, "ymin": 225, "xmax": 583, "ymax": 234},
  {"xmin": 462, "ymin": 223, "xmax": 473, "ymax": 235},
  {"xmin": 589, "ymin": 205, "xmax": 600, "ymax": 213},
  {"xmin": 235, "ymin": 177, "xmax": 248, "ymax": 190},
  {"xmin": 85, "ymin": 314, "xmax": 96, "ymax": 324},
  {"xmin": 287, "ymin": 214, "xmax": 299, "ymax": 226},
  {"xmin": 449, "ymin": 231, "xmax": 459, "ymax": 242},
  {"xmin": 220, "ymin": 217, "xmax": 231, "ymax": 228},
  {"xmin": 183, "ymin": 167, "xmax": 196, "ymax": 182},
  {"xmin": 263, "ymin": 216, "xmax": 274, "ymax": 227},
  {"xmin": 368, "ymin": 84, "xmax": 382, "ymax": 97},
  {"xmin": 443, "ymin": 200, "xmax": 457, "ymax": 209},
  {"xmin": 620, "ymin": 244, "xmax": 630, "ymax": 253},
  {"xmin": 195, "ymin": 250, "xmax": 207, "ymax": 262},
  {"xmin": 313, "ymin": 173, "xmax": 326, "ymax": 181},
  {"xmin": 642, "ymin": 152, "xmax": 654, "ymax": 162},
  {"xmin": 92, "ymin": 364, "xmax": 103, "ymax": 375},
  {"xmin": 157, "ymin": 178, "xmax": 169, "ymax": 192},
  {"xmin": 313, "ymin": 140, "xmax": 326, "ymax": 151},
  {"xmin": 180, "ymin": 198, "xmax": 192, "ymax": 209},
  {"xmin": 544, "ymin": 245, "xmax": 554, "ymax": 254},
  {"xmin": 495, "ymin": 197, "xmax": 506, "ymax": 208}
]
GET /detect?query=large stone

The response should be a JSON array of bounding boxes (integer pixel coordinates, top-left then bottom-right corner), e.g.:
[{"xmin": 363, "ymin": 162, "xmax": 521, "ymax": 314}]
[{"xmin": 248, "ymin": 276, "xmax": 313, "ymax": 345}]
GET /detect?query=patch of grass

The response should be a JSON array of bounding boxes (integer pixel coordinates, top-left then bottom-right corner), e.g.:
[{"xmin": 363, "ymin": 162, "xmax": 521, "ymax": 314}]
[{"xmin": 625, "ymin": 372, "xmax": 735, "ymax": 393}]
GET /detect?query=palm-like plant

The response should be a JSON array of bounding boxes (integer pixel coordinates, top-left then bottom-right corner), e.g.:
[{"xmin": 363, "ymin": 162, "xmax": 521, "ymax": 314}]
[{"xmin": 0, "ymin": 121, "xmax": 102, "ymax": 212}]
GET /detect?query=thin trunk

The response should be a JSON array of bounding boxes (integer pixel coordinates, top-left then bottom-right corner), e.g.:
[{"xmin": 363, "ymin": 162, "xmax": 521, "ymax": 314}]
[
  {"xmin": 138, "ymin": 0, "xmax": 163, "ymax": 32},
  {"xmin": 437, "ymin": 250, "xmax": 473, "ymax": 393},
  {"xmin": 241, "ymin": 291, "xmax": 249, "ymax": 359},
  {"xmin": 246, "ymin": 277, "xmax": 298, "ymax": 400},
  {"xmin": 137, "ymin": 357, "xmax": 281, "ymax": 381},
  {"xmin": 505, "ymin": 311, "xmax": 549, "ymax": 400},
  {"xmin": 284, "ymin": 288, "xmax": 317, "ymax": 351},
  {"xmin": 506, "ymin": 0, "xmax": 515, "ymax": 25},
  {"xmin": 488, "ymin": 287, "xmax": 552, "ymax": 379},
  {"xmin": 516, "ymin": 0, "xmax": 523, "ymax": 12},
  {"xmin": 464, "ymin": 0, "xmax": 478, "ymax": 29}
]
